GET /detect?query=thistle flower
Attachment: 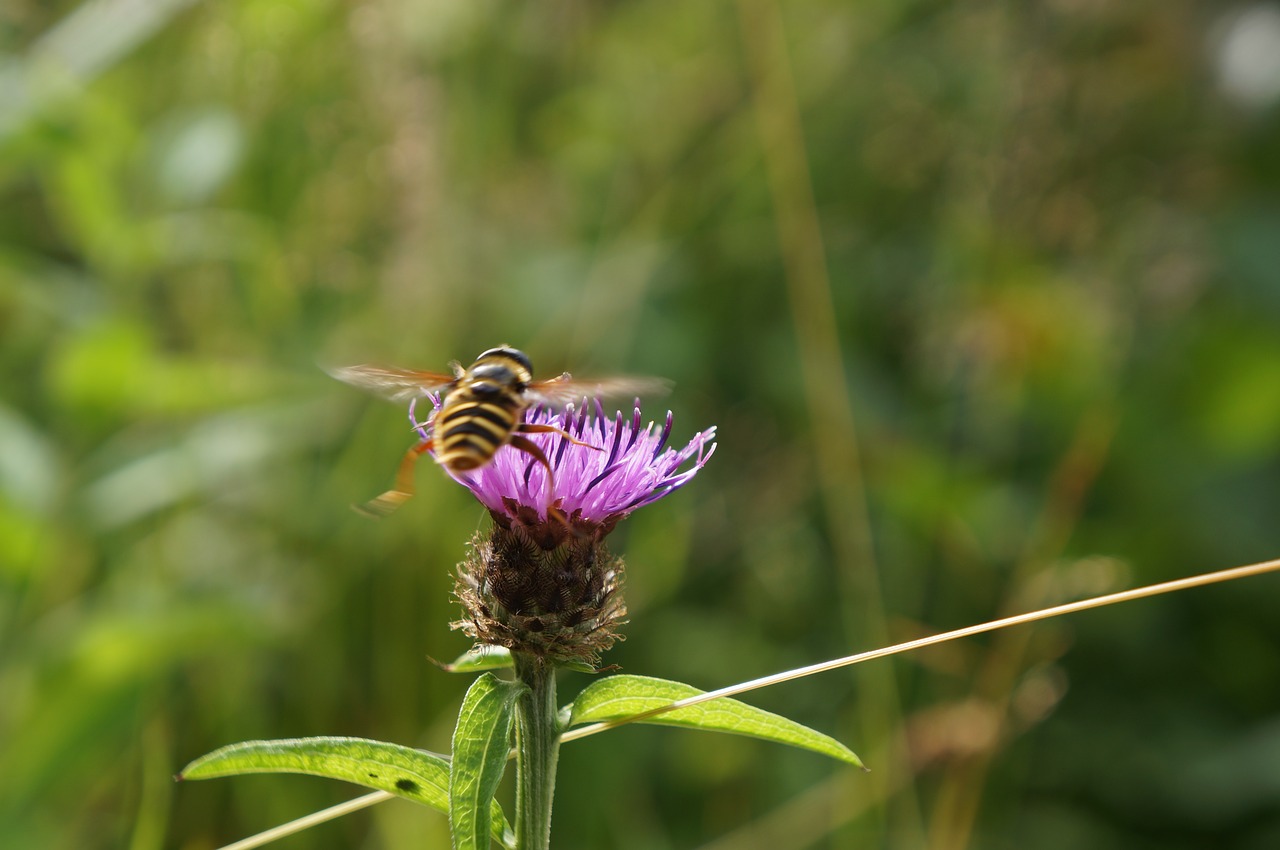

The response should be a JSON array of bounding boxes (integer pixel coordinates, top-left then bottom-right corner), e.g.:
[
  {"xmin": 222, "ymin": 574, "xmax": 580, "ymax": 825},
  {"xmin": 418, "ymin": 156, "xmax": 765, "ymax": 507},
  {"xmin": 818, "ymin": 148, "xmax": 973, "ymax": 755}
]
[
  {"xmin": 436, "ymin": 401, "xmax": 715, "ymax": 525},
  {"xmin": 414, "ymin": 399, "xmax": 716, "ymax": 664}
]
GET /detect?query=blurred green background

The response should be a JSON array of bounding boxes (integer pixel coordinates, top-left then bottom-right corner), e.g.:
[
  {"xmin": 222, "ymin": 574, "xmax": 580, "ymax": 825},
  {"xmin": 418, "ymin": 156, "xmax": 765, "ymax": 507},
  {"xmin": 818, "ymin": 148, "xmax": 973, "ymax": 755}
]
[{"xmin": 3, "ymin": 0, "xmax": 1280, "ymax": 848}]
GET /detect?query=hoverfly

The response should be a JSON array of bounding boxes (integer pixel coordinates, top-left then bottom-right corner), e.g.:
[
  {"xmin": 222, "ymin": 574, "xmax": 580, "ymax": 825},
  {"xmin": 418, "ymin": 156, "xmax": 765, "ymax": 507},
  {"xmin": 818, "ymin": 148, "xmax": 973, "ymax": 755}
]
[{"xmin": 333, "ymin": 346, "xmax": 668, "ymax": 516}]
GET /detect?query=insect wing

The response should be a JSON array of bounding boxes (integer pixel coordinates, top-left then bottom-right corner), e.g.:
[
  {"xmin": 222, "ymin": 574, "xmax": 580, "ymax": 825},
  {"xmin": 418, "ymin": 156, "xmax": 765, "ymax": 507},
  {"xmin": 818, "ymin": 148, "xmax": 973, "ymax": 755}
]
[
  {"xmin": 525, "ymin": 373, "xmax": 671, "ymax": 408},
  {"xmin": 331, "ymin": 365, "xmax": 457, "ymax": 402}
]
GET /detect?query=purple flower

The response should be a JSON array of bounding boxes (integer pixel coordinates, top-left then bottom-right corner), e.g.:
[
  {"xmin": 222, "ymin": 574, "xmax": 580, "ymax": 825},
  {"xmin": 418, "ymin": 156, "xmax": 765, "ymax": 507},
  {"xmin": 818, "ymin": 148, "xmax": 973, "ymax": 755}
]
[
  {"xmin": 429, "ymin": 399, "xmax": 713, "ymax": 662},
  {"xmin": 413, "ymin": 399, "xmax": 716, "ymax": 526}
]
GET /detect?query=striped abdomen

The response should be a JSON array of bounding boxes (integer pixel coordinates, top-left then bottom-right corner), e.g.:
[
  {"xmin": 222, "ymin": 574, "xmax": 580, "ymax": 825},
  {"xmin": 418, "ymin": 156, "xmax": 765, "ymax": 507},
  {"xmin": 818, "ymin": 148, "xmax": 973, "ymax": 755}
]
[
  {"xmin": 431, "ymin": 346, "xmax": 535, "ymax": 472},
  {"xmin": 433, "ymin": 393, "xmax": 523, "ymax": 471}
]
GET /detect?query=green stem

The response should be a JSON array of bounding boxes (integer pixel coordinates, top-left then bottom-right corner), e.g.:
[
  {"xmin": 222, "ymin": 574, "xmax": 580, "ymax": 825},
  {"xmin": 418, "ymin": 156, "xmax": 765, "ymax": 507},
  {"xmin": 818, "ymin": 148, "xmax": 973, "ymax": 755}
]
[{"xmin": 512, "ymin": 653, "xmax": 559, "ymax": 850}]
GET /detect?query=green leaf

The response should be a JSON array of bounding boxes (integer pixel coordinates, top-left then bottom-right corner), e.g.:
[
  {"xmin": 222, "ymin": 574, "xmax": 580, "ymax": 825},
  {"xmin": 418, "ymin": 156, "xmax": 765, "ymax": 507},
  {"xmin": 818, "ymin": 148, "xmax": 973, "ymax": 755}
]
[
  {"xmin": 178, "ymin": 736, "xmax": 513, "ymax": 848},
  {"xmin": 567, "ymin": 675, "xmax": 864, "ymax": 768},
  {"xmin": 435, "ymin": 646, "xmax": 596, "ymax": 675},
  {"xmin": 438, "ymin": 645, "xmax": 514, "ymax": 673},
  {"xmin": 450, "ymin": 674, "xmax": 523, "ymax": 850}
]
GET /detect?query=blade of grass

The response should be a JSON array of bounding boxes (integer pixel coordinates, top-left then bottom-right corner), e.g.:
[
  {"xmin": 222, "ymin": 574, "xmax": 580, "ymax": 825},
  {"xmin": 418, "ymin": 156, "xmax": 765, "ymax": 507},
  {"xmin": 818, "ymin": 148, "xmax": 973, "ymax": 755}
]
[
  {"xmin": 562, "ymin": 557, "xmax": 1280, "ymax": 743},
  {"xmin": 214, "ymin": 792, "xmax": 391, "ymax": 850},
  {"xmin": 928, "ymin": 409, "xmax": 1117, "ymax": 850},
  {"xmin": 734, "ymin": 0, "xmax": 919, "ymax": 841},
  {"xmin": 211, "ymin": 556, "xmax": 1280, "ymax": 849}
]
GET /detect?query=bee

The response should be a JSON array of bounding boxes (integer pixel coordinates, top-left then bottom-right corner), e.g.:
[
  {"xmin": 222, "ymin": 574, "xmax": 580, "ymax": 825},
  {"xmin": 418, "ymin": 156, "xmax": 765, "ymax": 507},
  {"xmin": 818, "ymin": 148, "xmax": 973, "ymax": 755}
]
[{"xmin": 333, "ymin": 346, "xmax": 668, "ymax": 516}]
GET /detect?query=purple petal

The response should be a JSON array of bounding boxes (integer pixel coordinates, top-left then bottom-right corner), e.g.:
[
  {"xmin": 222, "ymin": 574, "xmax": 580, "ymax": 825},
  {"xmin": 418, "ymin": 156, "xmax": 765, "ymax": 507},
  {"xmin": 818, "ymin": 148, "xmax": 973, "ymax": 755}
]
[{"xmin": 438, "ymin": 401, "xmax": 716, "ymax": 524}]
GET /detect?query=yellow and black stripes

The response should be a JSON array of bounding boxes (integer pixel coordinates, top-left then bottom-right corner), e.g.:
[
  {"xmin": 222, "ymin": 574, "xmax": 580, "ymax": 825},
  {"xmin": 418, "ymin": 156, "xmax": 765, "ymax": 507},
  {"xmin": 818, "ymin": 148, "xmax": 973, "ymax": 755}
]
[
  {"xmin": 337, "ymin": 345, "xmax": 646, "ymax": 515},
  {"xmin": 434, "ymin": 399, "xmax": 520, "ymax": 470},
  {"xmin": 431, "ymin": 347, "xmax": 536, "ymax": 471}
]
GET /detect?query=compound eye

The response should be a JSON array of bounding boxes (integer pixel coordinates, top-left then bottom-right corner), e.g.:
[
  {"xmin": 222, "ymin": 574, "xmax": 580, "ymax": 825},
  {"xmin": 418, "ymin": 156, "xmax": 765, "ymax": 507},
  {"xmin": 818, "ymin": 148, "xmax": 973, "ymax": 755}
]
[
  {"xmin": 471, "ymin": 363, "xmax": 515, "ymax": 384},
  {"xmin": 478, "ymin": 346, "xmax": 532, "ymax": 374}
]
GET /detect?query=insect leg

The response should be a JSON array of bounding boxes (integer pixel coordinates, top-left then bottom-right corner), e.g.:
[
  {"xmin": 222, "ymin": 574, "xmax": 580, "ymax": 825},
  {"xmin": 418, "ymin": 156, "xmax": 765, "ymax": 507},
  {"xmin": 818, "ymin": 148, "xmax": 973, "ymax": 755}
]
[
  {"xmin": 516, "ymin": 422, "xmax": 603, "ymax": 451},
  {"xmin": 509, "ymin": 434, "xmax": 557, "ymax": 486},
  {"xmin": 356, "ymin": 439, "xmax": 433, "ymax": 518},
  {"xmin": 509, "ymin": 434, "xmax": 576, "ymax": 526},
  {"xmin": 513, "ymin": 424, "xmax": 604, "ymax": 525}
]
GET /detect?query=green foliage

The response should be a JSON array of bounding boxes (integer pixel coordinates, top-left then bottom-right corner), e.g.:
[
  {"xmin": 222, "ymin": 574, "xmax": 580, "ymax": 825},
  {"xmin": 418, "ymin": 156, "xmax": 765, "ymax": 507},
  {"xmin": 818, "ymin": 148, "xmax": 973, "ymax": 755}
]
[
  {"xmin": 449, "ymin": 674, "xmax": 521, "ymax": 850},
  {"xmin": 439, "ymin": 646, "xmax": 597, "ymax": 675},
  {"xmin": 568, "ymin": 675, "xmax": 864, "ymax": 768},
  {"xmin": 440, "ymin": 646, "xmax": 516, "ymax": 674},
  {"xmin": 178, "ymin": 736, "xmax": 513, "ymax": 847}
]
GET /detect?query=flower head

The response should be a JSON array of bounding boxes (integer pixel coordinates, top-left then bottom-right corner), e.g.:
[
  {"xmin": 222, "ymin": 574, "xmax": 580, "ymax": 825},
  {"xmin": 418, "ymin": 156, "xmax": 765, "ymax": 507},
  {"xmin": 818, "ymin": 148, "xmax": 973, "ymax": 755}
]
[
  {"xmin": 424, "ymin": 399, "xmax": 715, "ymax": 665},
  {"xmin": 414, "ymin": 399, "xmax": 716, "ymax": 531}
]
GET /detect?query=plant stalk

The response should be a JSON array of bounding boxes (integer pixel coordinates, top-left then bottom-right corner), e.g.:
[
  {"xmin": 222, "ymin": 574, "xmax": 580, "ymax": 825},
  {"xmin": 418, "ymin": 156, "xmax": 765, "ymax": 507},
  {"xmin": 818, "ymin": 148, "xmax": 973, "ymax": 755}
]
[{"xmin": 512, "ymin": 652, "xmax": 559, "ymax": 850}]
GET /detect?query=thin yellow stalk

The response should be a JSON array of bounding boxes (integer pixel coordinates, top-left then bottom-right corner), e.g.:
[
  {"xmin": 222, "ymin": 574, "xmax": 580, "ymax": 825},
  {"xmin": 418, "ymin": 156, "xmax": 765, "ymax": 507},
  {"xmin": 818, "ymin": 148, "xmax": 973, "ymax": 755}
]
[
  {"xmin": 562, "ymin": 556, "xmax": 1280, "ymax": 742},
  {"xmin": 217, "ymin": 555, "xmax": 1280, "ymax": 850},
  {"xmin": 928, "ymin": 408, "xmax": 1117, "ymax": 850},
  {"xmin": 215, "ymin": 792, "xmax": 391, "ymax": 850}
]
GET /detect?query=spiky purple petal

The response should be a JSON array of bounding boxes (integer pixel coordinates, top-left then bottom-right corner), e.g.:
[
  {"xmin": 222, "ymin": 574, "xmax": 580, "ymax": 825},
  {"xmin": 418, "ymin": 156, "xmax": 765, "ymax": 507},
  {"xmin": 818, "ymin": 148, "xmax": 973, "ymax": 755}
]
[{"xmin": 450, "ymin": 401, "xmax": 716, "ymax": 524}]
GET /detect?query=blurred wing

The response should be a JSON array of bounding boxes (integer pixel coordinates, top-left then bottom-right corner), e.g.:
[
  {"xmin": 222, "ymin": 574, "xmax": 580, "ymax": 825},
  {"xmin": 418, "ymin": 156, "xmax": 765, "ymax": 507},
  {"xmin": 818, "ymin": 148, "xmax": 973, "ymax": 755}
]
[
  {"xmin": 526, "ymin": 373, "xmax": 672, "ymax": 408},
  {"xmin": 330, "ymin": 364, "xmax": 457, "ymax": 402}
]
